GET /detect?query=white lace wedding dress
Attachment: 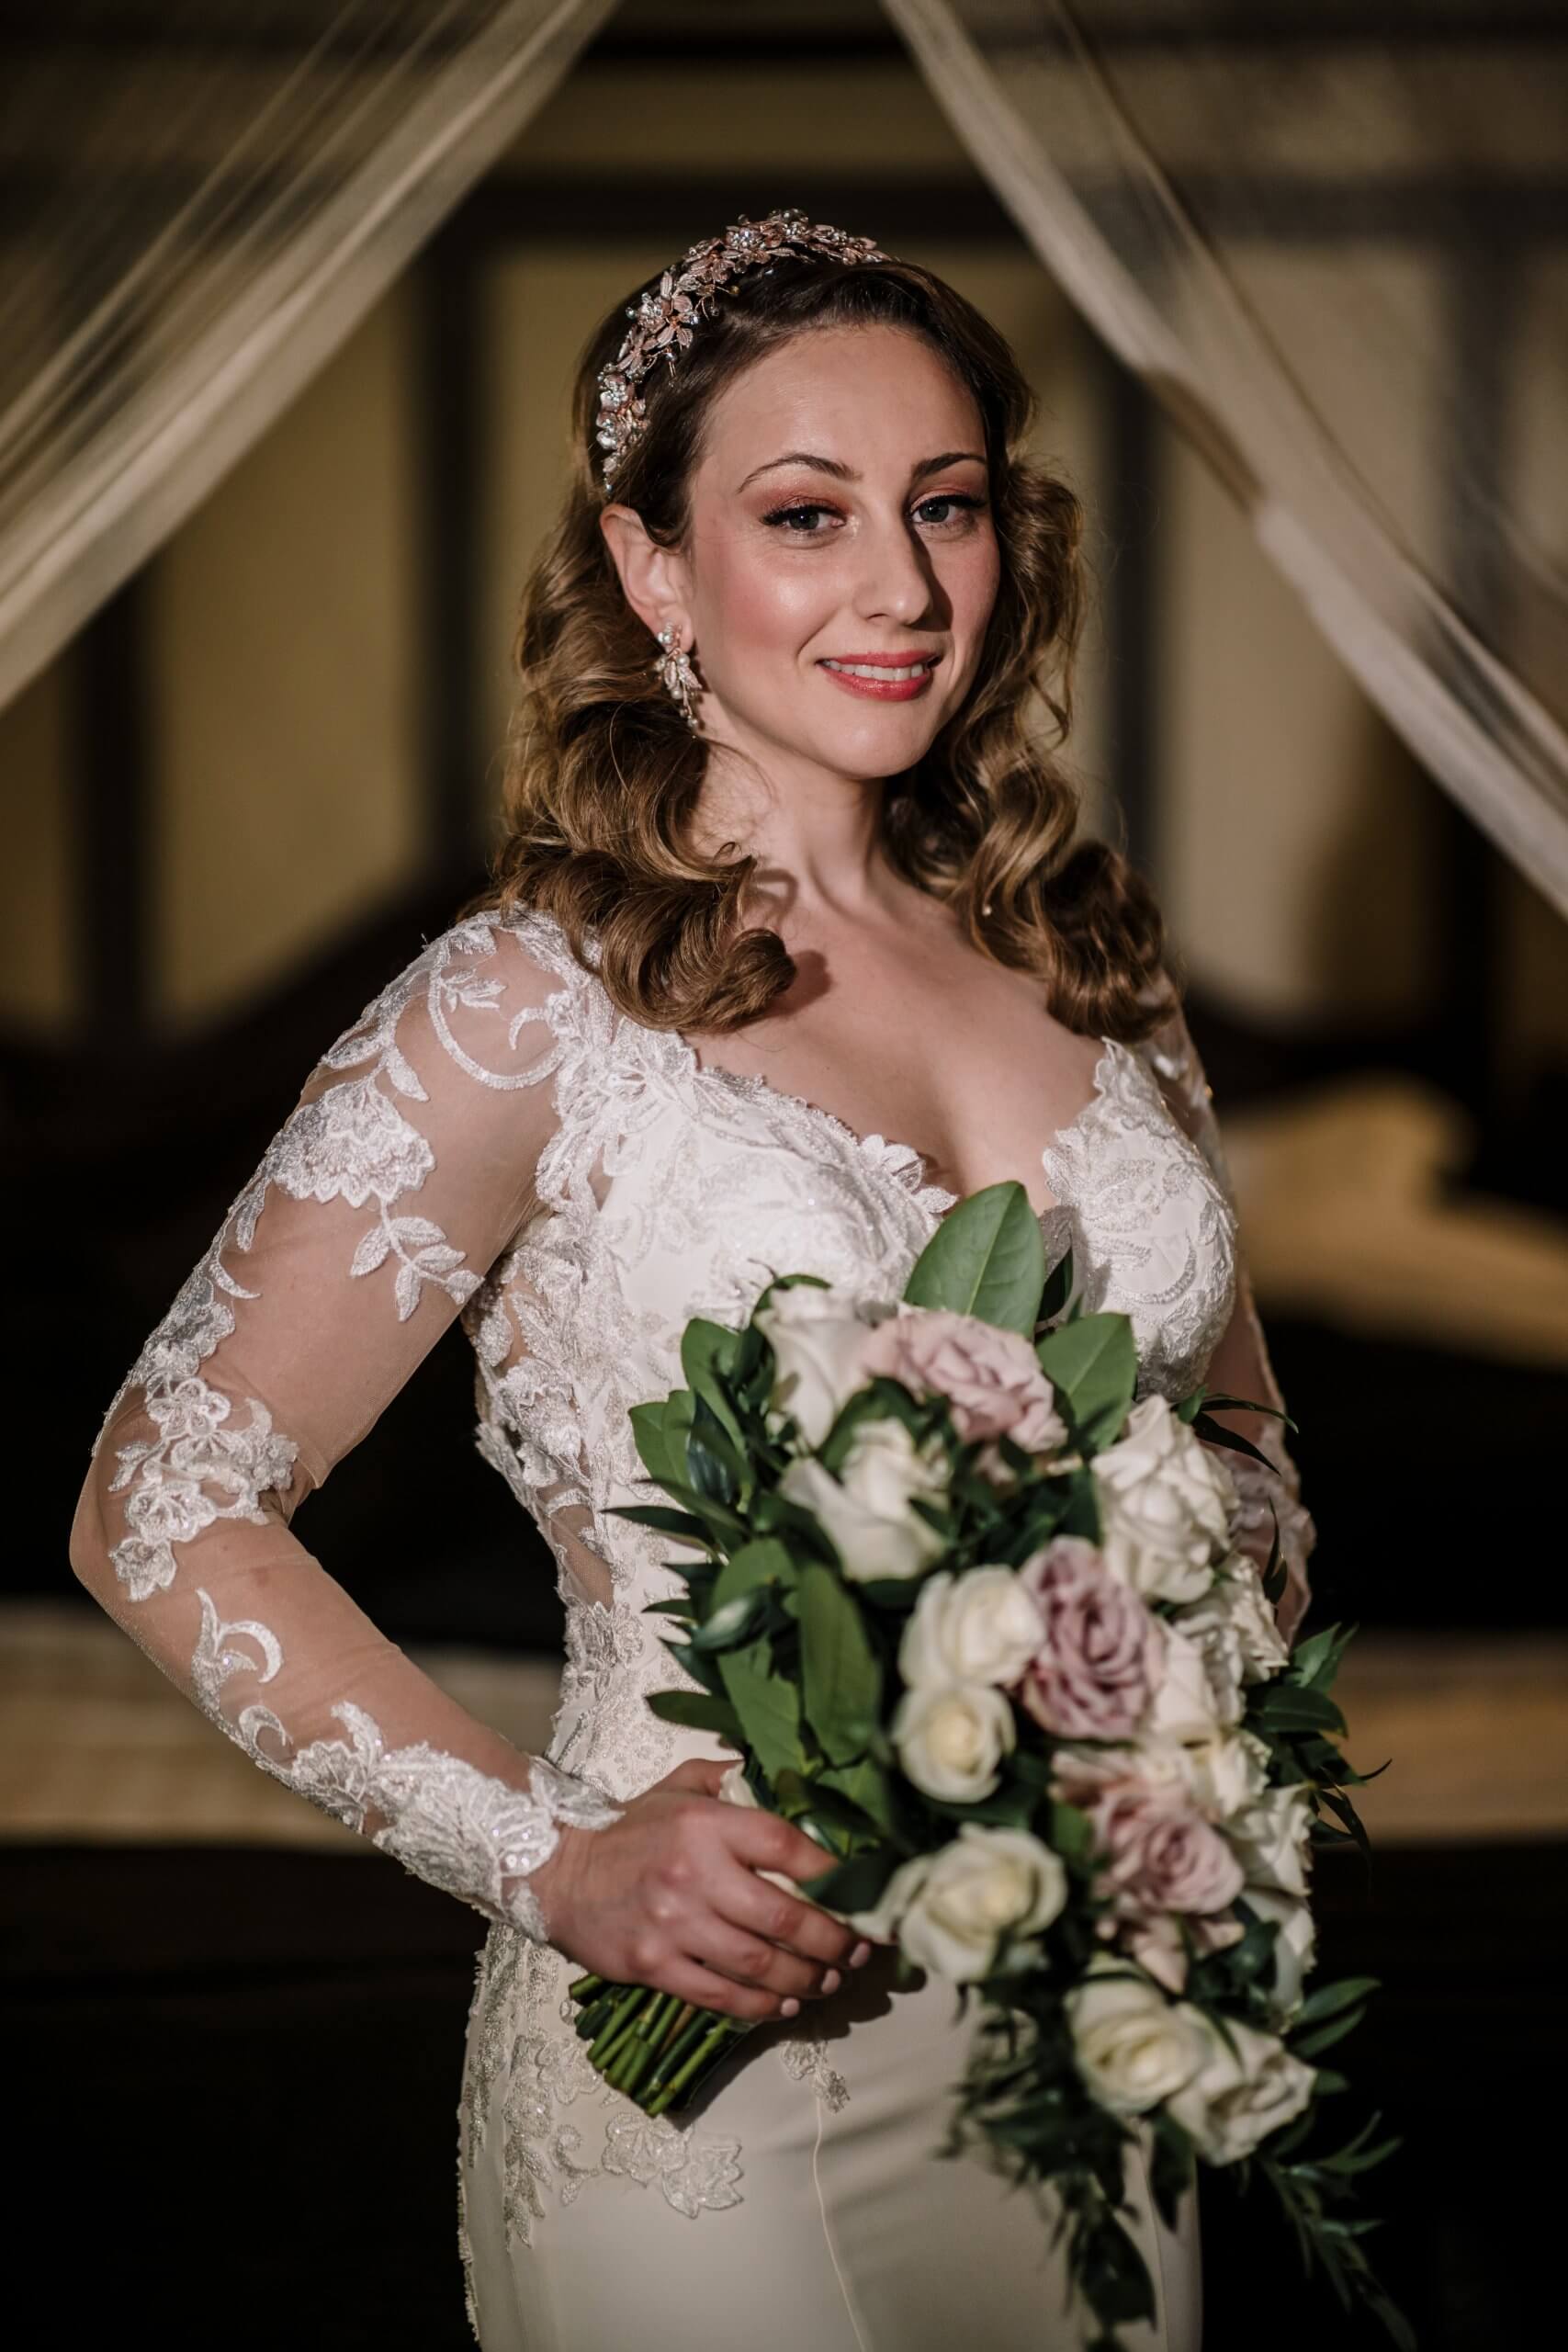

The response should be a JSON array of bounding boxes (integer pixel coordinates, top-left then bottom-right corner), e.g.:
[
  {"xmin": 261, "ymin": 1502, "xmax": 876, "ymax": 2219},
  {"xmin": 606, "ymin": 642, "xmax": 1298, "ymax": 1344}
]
[{"xmin": 71, "ymin": 900, "xmax": 1315, "ymax": 2352}]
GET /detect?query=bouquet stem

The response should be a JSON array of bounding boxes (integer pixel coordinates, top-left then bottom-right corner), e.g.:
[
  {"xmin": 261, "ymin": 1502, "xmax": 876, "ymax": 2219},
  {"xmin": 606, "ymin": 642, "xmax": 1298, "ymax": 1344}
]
[{"xmin": 568, "ymin": 1973, "xmax": 756, "ymax": 2117}]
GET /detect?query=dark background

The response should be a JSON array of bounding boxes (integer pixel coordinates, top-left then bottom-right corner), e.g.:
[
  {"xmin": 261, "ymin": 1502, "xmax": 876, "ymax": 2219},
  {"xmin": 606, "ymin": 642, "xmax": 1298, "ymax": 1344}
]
[{"xmin": 5, "ymin": 3, "xmax": 1566, "ymax": 2346}]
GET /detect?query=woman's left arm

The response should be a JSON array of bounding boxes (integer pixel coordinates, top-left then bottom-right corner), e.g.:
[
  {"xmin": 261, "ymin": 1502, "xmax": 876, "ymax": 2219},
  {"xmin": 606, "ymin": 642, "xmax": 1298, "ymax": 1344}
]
[{"xmin": 1140, "ymin": 992, "xmax": 1317, "ymax": 1647}]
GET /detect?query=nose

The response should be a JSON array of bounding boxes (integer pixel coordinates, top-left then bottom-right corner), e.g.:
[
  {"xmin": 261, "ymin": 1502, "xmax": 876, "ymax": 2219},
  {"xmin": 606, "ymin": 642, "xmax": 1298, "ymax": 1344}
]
[{"xmin": 850, "ymin": 505, "xmax": 940, "ymax": 628}]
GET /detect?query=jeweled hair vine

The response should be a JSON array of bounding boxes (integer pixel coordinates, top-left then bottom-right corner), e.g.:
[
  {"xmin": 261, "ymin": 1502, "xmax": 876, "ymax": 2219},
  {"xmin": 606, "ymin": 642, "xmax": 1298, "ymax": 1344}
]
[{"xmin": 593, "ymin": 207, "xmax": 892, "ymax": 494}]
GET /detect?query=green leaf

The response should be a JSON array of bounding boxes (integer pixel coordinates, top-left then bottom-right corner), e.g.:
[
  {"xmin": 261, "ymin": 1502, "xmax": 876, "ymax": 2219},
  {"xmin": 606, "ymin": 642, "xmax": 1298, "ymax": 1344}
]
[
  {"xmin": 718, "ymin": 1642, "xmax": 806, "ymax": 1781},
  {"xmin": 646, "ymin": 1690, "xmax": 743, "ymax": 1739},
  {"xmin": 798, "ymin": 1563, "xmax": 884, "ymax": 1766},
  {"xmin": 659, "ymin": 1637, "xmax": 726, "ymax": 1697},
  {"xmin": 639, "ymin": 1477, "xmax": 750, "ymax": 1550},
  {"xmin": 680, "ymin": 1318, "xmax": 746, "ymax": 1451},
  {"xmin": 604, "ymin": 1502, "xmax": 714, "ymax": 1545},
  {"xmin": 1288, "ymin": 1622, "xmax": 1346, "ymax": 1686},
  {"xmin": 1047, "ymin": 1799, "xmax": 1097, "ymax": 1868},
  {"xmin": 628, "ymin": 1391, "xmax": 694, "ymax": 1492},
  {"xmin": 1033, "ymin": 1313, "xmax": 1137, "ymax": 1449},
  {"xmin": 1253, "ymin": 1684, "xmax": 1348, "ymax": 1736},
  {"xmin": 690, "ymin": 1589, "xmax": 772, "ymax": 1651},
  {"xmin": 685, "ymin": 1402, "xmax": 745, "ymax": 1506},
  {"xmin": 927, "ymin": 1779, "xmax": 1039, "ymax": 1829},
  {"xmin": 799, "ymin": 1845, "xmax": 900, "ymax": 1914},
  {"xmin": 818, "ymin": 1751, "xmax": 898, "ymax": 1835},
  {"xmin": 1148, "ymin": 2116, "xmax": 1197, "ymax": 2233},
  {"xmin": 1195, "ymin": 1391, "xmax": 1299, "ymax": 1437},
  {"xmin": 1291, "ymin": 2007, "xmax": 1368, "ymax": 2060},
  {"xmin": 1189, "ymin": 1411, "xmax": 1278, "ymax": 1471},
  {"xmin": 782, "ymin": 1776, "xmax": 882, "ymax": 1846},
  {"xmin": 1292, "ymin": 1974, "xmax": 1381, "ymax": 2029},
  {"xmin": 1037, "ymin": 1242, "xmax": 1075, "ymax": 1325},
  {"xmin": 1261, "ymin": 1514, "xmax": 1288, "ymax": 1604},
  {"xmin": 902, "ymin": 1180, "xmax": 1047, "ymax": 1336},
  {"xmin": 1291, "ymin": 1621, "xmax": 1358, "ymax": 1693},
  {"xmin": 711, "ymin": 1538, "xmax": 795, "ymax": 1614}
]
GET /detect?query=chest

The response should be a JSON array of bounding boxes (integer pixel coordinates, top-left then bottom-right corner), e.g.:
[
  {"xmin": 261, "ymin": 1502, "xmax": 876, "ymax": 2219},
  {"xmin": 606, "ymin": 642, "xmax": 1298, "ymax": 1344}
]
[
  {"xmin": 676, "ymin": 941, "xmax": 1111, "ymax": 1219},
  {"xmin": 507, "ymin": 1004, "xmax": 1240, "ymax": 1434}
]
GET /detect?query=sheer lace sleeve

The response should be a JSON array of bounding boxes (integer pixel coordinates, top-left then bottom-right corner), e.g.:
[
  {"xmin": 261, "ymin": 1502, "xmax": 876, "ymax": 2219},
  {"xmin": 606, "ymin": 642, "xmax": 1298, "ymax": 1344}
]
[
  {"xmin": 1139, "ymin": 991, "xmax": 1318, "ymax": 1646},
  {"xmin": 67, "ymin": 909, "xmax": 620, "ymax": 1934}
]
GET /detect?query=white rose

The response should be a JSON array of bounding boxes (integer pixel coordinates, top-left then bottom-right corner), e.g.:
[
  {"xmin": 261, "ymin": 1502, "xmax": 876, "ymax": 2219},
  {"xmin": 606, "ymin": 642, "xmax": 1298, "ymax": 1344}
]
[
  {"xmin": 1178, "ymin": 1726, "xmax": 1272, "ymax": 1821},
  {"xmin": 1229, "ymin": 1783, "xmax": 1314, "ymax": 1898},
  {"xmin": 1144, "ymin": 1624, "xmax": 1227, "ymax": 1742},
  {"xmin": 779, "ymin": 1417, "xmax": 950, "ymax": 1583},
  {"xmin": 898, "ymin": 1566, "xmax": 1045, "ymax": 1691},
  {"xmin": 753, "ymin": 1285, "xmax": 884, "ymax": 1447},
  {"xmin": 1165, "ymin": 2010, "xmax": 1315, "ymax": 2162},
  {"xmin": 1179, "ymin": 1555, "xmax": 1290, "ymax": 1704},
  {"xmin": 1092, "ymin": 1395, "xmax": 1235, "ymax": 1605},
  {"xmin": 862, "ymin": 1825, "xmax": 1067, "ymax": 1983},
  {"xmin": 1243, "ymin": 1884, "xmax": 1318, "ymax": 2021},
  {"xmin": 893, "ymin": 1679, "xmax": 1016, "ymax": 1802},
  {"xmin": 1066, "ymin": 1958, "xmax": 1209, "ymax": 2114}
]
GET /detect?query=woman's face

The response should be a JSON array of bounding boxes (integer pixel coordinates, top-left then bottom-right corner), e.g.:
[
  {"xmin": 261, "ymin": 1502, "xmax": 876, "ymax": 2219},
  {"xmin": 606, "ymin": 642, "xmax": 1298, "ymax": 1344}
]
[{"xmin": 671, "ymin": 323, "xmax": 1001, "ymax": 782}]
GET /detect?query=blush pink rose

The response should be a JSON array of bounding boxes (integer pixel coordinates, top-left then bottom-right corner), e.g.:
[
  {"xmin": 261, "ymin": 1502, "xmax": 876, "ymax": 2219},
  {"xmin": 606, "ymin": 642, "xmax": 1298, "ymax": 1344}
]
[
  {"xmin": 855, "ymin": 1306, "xmax": 1067, "ymax": 1456},
  {"xmin": 1017, "ymin": 1536, "xmax": 1166, "ymax": 1739},
  {"xmin": 1086, "ymin": 1782, "xmax": 1246, "ymax": 1924}
]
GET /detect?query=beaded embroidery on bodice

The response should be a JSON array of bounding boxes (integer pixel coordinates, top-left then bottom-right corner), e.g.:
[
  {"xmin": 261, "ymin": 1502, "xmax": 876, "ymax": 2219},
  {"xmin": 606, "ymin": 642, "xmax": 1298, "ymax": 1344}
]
[{"xmin": 459, "ymin": 903, "xmax": 1239, "ymax": 1806}]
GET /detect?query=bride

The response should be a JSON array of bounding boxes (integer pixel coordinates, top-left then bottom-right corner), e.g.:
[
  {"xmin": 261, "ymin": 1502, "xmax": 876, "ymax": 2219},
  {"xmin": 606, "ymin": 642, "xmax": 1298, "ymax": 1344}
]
[{"xmin": 70, "ymin": 209, "xmax": 1314, "ymax": 2350}]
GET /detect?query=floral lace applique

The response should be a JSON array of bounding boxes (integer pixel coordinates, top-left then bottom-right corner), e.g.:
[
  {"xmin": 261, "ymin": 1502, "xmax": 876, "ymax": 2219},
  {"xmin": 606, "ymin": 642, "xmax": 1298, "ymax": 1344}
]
[
  {"xmin": 99, "ymin": 914, "xmax": 572, "ymax": 1606},
  {"xmin": 464, "ymin": 1931, "xmax": 745, "ymax": 2249},
  {"xmin": 185, "ymin": 1586, "xmax": 620, "ymax": 1935},
  {"xmin": 777, "ymin": 2026, "xmax": 851, "ymax": 2112},
  {"xmin": 1040, "ymin": 1040, "xmax": 1239, "ymax": 1402},
  {"xmin": 107, "ymin": 1375, "xmax": 298, "ymax": 1600}
]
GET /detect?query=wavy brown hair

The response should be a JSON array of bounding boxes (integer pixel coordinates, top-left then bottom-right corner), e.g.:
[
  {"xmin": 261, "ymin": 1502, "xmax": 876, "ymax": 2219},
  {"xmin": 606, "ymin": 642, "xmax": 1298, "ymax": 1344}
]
[{"xmin": 463, "ymin": 244, "xmax": 1171, "ymax": 1043}]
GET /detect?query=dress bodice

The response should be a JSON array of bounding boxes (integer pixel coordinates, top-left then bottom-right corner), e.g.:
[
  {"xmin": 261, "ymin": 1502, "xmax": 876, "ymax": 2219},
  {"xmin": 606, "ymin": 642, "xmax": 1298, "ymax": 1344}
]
[{"xmin": 457, "ymin": 906, "xmax": 1239, "ymax": 1801}]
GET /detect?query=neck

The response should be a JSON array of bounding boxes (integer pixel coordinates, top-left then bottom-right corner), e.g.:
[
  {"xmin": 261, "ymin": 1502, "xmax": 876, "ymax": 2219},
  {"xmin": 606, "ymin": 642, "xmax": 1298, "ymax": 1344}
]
[{"xmin": 689, "ymin": 736, "xmax": 906, "ymax": 923}]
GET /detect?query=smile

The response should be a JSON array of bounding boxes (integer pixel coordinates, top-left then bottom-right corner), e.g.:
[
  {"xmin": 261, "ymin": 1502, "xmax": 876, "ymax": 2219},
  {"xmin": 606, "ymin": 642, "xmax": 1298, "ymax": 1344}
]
[{"xmin": 818, "ymin": 655, "xmax": 940, "ymax": 700}]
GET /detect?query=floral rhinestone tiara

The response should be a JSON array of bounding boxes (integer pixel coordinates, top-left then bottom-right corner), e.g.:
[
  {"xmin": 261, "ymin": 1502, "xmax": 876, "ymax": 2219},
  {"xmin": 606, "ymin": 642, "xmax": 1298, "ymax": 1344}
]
[{"xmin": 594, "ymin": 206, "xmax": 893, "ymax": 492}]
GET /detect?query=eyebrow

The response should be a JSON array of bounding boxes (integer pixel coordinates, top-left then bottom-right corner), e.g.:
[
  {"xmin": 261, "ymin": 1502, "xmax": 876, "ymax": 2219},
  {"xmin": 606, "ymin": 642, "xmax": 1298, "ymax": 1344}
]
[{"xmin": 736, "ymin": 449, "xmax": 987, "ymax": 492}]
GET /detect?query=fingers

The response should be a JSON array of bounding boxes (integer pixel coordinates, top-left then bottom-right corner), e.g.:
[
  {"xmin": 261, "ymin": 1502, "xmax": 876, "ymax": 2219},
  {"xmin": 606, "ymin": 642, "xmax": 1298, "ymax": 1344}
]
[
  {"xmin": 660, "ymin": 1755, "xmax": 735, "ymax": 1798},
  {"xmin": 722, "ymin": 1803, "xmax": 840, "ymax": 1890},
  {"xmin": 656, "ymin": 1952, "xmax": 799, "ymax": 2025},
  {"xmin": 719, "ymin": 1866, "xmax": 863, "ymax": 1973},
  {"xmin": 696, "ymin": 1917, "xmax": 841, "ymax": 2006}
]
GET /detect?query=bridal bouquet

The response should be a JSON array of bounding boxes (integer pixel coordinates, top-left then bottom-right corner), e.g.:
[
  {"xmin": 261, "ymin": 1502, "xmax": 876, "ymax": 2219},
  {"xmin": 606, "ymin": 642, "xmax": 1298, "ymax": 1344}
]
[{"xmin": 569, "ymin": 1185, "xmax": 1412, "ymax": 2351}]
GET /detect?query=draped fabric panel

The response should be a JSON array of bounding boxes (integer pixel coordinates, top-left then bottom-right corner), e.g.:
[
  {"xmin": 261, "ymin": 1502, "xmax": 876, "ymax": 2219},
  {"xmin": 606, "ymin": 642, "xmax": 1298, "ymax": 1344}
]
[
  {"xmin": 882, "ymin": 0, "xmax": 1568, "ymax": 918},
  {"xmin": 0, "ymin": 0, "xmax": 615, "ymax": 716},
  {"xmin": 1, "ymin": 0, "xmax": 1564, "ymax": 927}
]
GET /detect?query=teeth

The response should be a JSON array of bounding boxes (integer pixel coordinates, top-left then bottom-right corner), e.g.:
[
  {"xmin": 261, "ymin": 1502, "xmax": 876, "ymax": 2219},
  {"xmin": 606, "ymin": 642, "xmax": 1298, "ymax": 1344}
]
[{"xmin": 823, "ymin": 660, "xmax": 931, "ymax": 681}]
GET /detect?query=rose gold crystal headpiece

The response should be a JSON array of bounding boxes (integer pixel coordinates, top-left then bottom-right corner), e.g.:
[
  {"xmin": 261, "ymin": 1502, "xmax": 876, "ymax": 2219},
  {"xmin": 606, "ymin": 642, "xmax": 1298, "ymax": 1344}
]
[{"xmin": 594, "ymin": 206, "xmax": 892, "ymax": 493}]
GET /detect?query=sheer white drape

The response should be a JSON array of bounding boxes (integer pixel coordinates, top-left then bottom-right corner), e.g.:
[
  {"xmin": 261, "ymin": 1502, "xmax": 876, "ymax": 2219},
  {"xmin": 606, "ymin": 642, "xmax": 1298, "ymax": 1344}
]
[
  {"xmin": 3, "ymin": 2, "xmax": 1564, "ymax": 924},
  {"xmin": 883, "ymin": 0, "xmax": 1568, "ymax": 919},
  {"xmin": 0, "ymin": 0, "xmax": 614, "ymax": 715}
]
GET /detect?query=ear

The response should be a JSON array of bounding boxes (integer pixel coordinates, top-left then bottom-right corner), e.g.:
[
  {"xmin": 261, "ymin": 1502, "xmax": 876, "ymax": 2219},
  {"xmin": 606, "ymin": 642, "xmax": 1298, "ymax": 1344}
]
[{"xmin": 599, "ymin": 502, "xmax": 689, "ymax": 639}]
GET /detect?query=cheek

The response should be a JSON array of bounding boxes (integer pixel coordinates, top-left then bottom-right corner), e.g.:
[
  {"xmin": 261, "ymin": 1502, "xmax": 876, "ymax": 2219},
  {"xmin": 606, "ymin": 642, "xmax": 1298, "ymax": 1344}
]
[
  {"xmin": 944, "ymin": 537, "xmax": 1002, "ymax": 645},
  {"xmin": 700, "ymin": 540, "xmax": 833, "ymax": 662}
]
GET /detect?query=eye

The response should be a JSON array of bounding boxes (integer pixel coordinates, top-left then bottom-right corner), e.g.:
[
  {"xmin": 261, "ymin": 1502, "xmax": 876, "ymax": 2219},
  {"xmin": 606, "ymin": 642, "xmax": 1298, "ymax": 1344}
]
[
  {"xmin": 761, "ymin": 502, "xmax": 839, "ymax": 535},
  {"xmin": 913, "ymin": 493, "xmax": 985, "ymax": 529},
  {"xmin": 760, "ymin": 494, "xmax": 987, "ymax": 537}
]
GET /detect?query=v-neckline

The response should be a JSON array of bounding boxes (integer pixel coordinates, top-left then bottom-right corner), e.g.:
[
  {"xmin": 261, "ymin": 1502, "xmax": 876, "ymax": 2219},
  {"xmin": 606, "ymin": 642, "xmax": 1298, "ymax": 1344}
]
[{"xmin": 667, "ymin": 1023, "xmax": 1123, "ymax": 1228}]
